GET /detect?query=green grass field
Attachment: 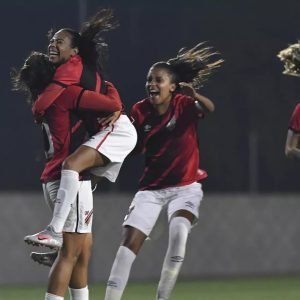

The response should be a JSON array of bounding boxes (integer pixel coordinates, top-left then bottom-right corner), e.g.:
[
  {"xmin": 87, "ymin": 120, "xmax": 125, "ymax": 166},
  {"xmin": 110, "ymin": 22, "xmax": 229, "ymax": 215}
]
[{"xmin": 1, "ymin": 276, "xmax": 300, "ymax": 300}]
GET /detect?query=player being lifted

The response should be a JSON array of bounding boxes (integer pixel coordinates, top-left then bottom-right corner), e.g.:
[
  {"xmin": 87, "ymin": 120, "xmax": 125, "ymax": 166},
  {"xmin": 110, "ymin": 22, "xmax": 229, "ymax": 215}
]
[{"xmin": 13, "ymin": 9, "xmax": 136, "ymax": 300}]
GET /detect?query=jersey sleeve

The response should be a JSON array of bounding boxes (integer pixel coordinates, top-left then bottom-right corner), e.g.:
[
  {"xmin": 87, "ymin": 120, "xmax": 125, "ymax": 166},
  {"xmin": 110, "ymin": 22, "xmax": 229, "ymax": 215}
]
[
  {"xmin": 130, "ymin": 105, "xmax": 139, "ymax": 128},
  {"xmin": 62, "ymin": 82, "xmax": 122, "ymax": 113},
  {"xmin": 289, "ymin": 103, "xmax": 300, "ymax": 133},
  {"xmin": 178, "ymin": 93, "xmax": 205, "ymax": 119},
  {"xmin": 130, "ymin": 104, "xmax": 144, "ymax": 155}
]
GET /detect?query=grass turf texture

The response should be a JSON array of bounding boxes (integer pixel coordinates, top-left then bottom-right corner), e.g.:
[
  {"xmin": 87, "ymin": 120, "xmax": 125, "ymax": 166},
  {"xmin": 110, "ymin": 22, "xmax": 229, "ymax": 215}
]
[{"xmin": 1, "ymin": 276, "xmax": 300, "ymax": 300}]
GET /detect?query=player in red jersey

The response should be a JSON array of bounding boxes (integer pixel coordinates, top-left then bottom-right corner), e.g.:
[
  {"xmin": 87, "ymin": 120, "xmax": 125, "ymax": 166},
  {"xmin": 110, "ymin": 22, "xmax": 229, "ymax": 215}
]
[
  {"xmin": 13, "ymin": 51, "xmax": 121, "ymax": 300},
  {"xmin": 13, "ymin": 9, "xmax": 136, "ymax": 300},
  {"xmin": 278, "ymin": 42, "xmax": 300, "ymax": 158},
  {"xmin": 286, "ymin": 103, "xmax": 300, "ymax": 158},
  {"xmin": 25, "ymin": 28, "xmax": 136, "ymax": 254},
  {"xmin": 104, "ymin": 43, "xmax": 223, "ymax": 300},
  {"xmin": 13, "ymin": 51, "xmax": 122, "ymax": 300},
  {"xmin": 25, "ymin": 9, "xmax": 136, "ymax": 242}
]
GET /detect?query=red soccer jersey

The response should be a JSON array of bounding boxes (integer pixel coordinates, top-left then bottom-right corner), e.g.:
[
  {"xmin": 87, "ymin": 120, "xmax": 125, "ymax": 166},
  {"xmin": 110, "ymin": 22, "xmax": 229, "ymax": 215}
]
[
  {"xmin": 131, "ymin": 93, "xmax": 207, "ymax": 191},
  {"xmin": 289, "ymin": 103, "xmax": 300, "ymax": 133},
  {"xmin": 40, "ymin": 89, "xmax": 85, "ymax": 182},
  {"xmin": 40, "ymin": 84, "xmax": 121, "ymax": 182},
  {"xmin": 35, "ymin": 55, "xmax": 122, "ymax": 182}
]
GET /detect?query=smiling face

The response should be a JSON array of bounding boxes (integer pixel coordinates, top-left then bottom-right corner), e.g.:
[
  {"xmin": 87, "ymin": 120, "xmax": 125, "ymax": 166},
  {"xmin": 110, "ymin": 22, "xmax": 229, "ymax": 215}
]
[
  {"xmin": 145, "ymin": 66, "xmax": 177, "ymax": 114},
  {"xmin": 47, "ymin": 29, "xmax": 78, "ymax": 66}
]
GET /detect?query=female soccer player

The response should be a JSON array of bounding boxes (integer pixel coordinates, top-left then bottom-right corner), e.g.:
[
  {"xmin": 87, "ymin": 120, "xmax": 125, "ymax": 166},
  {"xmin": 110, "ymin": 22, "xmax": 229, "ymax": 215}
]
[
  {"xmin": 14, "ymin": 9, "xmax": 136, "ymax": 300},
  {"xmin": 278, "ymin": 42, "xmax": 300, "ymax": 158},
  {"xmin": 13, "ymin": 50, "xmax": 120, "ymax": 300},
  {"xmin": 104, "ymin": 43, "xmax": 223, "ymax": 300},
  {"xmin": 24, "ymin": 10, "xmax": 137, "ymax": 250}
]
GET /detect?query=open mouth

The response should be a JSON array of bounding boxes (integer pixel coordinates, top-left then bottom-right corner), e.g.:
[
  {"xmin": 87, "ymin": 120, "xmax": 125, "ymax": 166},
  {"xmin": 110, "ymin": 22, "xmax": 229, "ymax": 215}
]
[
  {"xmin": 149, "ymin": 91, "xmax": 159, "ymax": 97},
  {"xmin": 48, "ymin": 49, "xmax": 59, "ymax": 59}
]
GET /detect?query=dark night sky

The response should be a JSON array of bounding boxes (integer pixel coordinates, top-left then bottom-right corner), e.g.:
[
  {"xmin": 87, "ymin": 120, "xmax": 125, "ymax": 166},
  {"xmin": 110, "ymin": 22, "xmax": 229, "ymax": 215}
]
[{"xmin": 2, "ymin": 0, "xmax": 300, "ymax": 192}]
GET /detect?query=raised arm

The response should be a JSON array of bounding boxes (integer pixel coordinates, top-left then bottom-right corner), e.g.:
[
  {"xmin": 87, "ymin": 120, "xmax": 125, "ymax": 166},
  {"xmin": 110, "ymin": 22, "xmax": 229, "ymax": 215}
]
[{"xmin": 179, "ymin": 82, "xmax": 215, "ymax": 113}]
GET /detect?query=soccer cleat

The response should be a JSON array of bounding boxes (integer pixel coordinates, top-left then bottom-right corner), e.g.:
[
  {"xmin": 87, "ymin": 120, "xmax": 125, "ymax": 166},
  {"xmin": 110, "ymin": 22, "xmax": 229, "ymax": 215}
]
[
  {"xmin": 30, "ymin": 251, "xmax": 58, "ymax": 267},
  {"xmin": 24, "ymin": 225, "xmax": 62, "ymax": 249}
]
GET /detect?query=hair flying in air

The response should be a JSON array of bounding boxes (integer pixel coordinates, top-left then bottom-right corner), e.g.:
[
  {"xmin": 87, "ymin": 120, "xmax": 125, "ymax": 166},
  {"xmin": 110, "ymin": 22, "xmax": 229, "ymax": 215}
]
[
  {"xmin": 48, "ymin": 8, "xmax": 119, "ymax": 75},
  {"xmin": 152, "ymin": 42, "xmax": 224, "ymax": 90},
  {"xmin": 277, "ymin": 41, "xmax": 300, "ymax": 77}
]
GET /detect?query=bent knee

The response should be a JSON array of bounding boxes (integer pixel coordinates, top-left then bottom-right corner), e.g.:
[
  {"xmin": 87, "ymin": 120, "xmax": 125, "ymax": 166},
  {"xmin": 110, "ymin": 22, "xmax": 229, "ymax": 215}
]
[
  {"xmin": 62, "ymin": 156, "xmax": 77, "ymax": 170},
  {"xmin": 121, "ymin": 226, "xmax": 146, "ymax": 254}
]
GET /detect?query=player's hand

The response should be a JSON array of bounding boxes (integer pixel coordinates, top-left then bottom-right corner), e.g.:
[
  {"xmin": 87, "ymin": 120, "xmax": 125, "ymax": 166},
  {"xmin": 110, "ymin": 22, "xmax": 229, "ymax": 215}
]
[
  {"xmin": 97, "ymin": 111, "xmax": 121, "ymax": 127},
  {"xmin": 179, "ymin": 82, "xmax": 196, "ymax": 98}
]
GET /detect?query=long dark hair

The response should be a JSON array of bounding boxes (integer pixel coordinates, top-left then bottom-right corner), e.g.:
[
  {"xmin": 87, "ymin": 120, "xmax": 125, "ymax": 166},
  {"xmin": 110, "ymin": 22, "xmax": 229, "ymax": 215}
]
[
  {"xmin": 11, "ymin": 51, "xmax": 55, "ymax": 104},
  {"xmin": 48, "ymin": 8, "xmax": 119, "ymax": 76},
  {"xmin": 151, "ymin": 42, "xmax": 224, "ymax": 90}
]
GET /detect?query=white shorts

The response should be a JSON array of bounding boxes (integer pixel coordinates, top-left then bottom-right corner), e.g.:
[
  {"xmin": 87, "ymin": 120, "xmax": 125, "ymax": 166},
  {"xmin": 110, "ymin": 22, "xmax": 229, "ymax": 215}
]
[
  {"xmin": 123, "ymin": 182, "xmax": 203, "ymax": 236},
  {"xmin": 84, "ymin": 114, "xmax": 137, "ymax": 182},
  {"xmin": 43, "ymin": 180, "xmax": 93, "ymax": 233}
]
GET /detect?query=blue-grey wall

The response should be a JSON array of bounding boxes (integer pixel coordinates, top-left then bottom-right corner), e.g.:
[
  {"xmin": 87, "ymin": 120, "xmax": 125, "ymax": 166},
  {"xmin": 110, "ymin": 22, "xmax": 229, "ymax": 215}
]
[{"xmin": 1, "ymin": 192, "xmax": 300, "ymax": 284}]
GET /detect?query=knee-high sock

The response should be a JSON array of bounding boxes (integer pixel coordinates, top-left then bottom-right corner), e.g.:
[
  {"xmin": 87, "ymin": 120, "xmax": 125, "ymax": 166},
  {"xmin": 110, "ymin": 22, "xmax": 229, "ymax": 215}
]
[
  {"xmin": 69, "ymin": 286, "xmax": 89, "ymax": 300},
  {"xmin": 104, "ymin": 246, "xmax": 136, "ymax": 300},
  {"xmin": 50, "ymin": 169, "xmax": 80, "ymax": 233},
  {"xmin": 156, "ymin": 216, "xmax": 191, "ymax": 300},
  {"xmin": 45, "ymin": 292, "xmax": 64, "ymax": 300}
]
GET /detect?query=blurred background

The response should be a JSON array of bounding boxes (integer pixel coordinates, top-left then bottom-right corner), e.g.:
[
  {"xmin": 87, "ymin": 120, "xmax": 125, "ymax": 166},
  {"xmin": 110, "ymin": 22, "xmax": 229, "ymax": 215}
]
[{"xmin": 2, "ymin": 0, "xmax": 300, "ymax": 297}]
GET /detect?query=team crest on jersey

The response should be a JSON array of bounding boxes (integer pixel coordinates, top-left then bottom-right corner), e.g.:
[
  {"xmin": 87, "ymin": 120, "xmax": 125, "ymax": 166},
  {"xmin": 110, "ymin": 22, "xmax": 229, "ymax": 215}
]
[
  {"xmin": 144, "ymin": 124, "xmax": 152, "ymax": 132},
  {"xmin": 166, "ymin": 115, "xmax": 176, "ymax": 131}
]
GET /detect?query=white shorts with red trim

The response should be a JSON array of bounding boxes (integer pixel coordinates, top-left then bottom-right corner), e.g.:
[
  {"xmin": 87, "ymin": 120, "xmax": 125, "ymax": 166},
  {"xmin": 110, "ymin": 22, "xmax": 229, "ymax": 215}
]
[
  {"xmin": 43, "ymin": 180, "xmax": 93, "ymax": 233},
  {"xmin": 123, "ymin": 182, "xmax": 203, "ymax": 236},
  {"xmin": 84, "ymin": 114, "xmax": 137, "ymax": 182}
]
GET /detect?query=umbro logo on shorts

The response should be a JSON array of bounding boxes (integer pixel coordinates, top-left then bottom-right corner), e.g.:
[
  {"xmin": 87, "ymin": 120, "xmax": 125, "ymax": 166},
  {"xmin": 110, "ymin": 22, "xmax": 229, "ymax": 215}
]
[{"xmin": 185, "ymin": 201, "xmax": 194, "ymax": 209}]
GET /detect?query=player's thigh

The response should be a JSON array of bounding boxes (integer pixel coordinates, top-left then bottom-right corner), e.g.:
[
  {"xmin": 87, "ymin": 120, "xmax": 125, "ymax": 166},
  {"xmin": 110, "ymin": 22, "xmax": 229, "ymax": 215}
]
[
  {"xmin": 61, "ymin": 232, "xmax": 89, "ymax": 258},
  {"xmin": 63, "ymin": 145, "xmax": 108, "ymax": 172},
  {"xmin": 83, "ymin": 115, "xmax": 137, "ymax": 165},
  {"xmin": 64, "ymin": 180, "xmax": 93, "ymax": 234},
  {"xmin": 168, "ymin": 182, "xmax": 203, "ymax": 224},
  {"xmin": 123, "ymin": 190, "xmax": 163, "ymax": 236}
]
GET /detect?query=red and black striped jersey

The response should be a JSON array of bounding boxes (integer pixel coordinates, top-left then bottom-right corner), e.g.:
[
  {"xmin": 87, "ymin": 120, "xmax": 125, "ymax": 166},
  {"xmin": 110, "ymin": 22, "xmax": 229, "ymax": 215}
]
[{"xmin": 131, "ymin": 93, "xmax": 207, "ymax": 191}]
